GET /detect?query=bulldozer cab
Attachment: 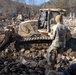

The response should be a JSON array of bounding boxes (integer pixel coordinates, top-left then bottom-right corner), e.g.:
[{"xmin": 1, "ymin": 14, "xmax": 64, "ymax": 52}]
[{"xmin": 38, "ymin": 8, "xmax": 66, "ymax": 34}]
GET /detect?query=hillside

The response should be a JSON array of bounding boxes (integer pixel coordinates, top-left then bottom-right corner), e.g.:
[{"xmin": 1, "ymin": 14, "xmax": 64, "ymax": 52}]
[{"xmin": 0, "ymin": 0, "xmax": 40, "ymax": 19}]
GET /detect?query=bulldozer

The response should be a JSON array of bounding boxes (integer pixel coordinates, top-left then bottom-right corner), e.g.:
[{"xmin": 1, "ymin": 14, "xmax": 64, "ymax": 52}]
[
  {"xmin": 0, "ymin": 8, "xmax": 66, "ymax": 50},
  {"xmin": 17, "ymin": 8, "xmax": 66, "ymax": 40}
]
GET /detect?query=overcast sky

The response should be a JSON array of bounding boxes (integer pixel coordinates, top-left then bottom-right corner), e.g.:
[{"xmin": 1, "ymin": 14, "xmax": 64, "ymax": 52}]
[{"xmin": 19, "ymin": 0, "xmax": 49, "ymax": 5}]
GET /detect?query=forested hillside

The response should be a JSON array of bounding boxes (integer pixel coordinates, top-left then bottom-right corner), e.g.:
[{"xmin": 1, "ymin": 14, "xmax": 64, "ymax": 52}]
[{"xmin": 0, "ymin": 0, "xmax": 40, "ymax": 19}]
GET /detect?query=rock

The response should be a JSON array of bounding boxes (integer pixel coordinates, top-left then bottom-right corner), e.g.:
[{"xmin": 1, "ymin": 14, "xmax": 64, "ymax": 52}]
[
  {"xmin": 24, "ymin": 50, "xmax": 34, "ymax": 58},
  {"xmin": 43, "ymin": 53, "xmax": 47, "ymax": 59},
  {"xmin": 5, "ymin": 48, "xmax": 9, "ymax": 53},
  {"xmin": 5, "ymin": 48, "xmax": 12, "ymax": 54},
  {"xmin": 13, "ymin": 51, "xmax": 16, "ymax": 57},
  {"xmin": 4, "ymin": 66, "xmax": 10, "ymax": 74},
  {"xmin": 1, "ymin": 51, "xmax": 5, "ymax": 57},
  {"xmin": 30, "ymin": 48, "xmax": 35, "ymax": 52},
  {"xmin": 73, "ymin": 59, "xmax": 76, "ymax": 62},
  {"xmin": 61, "ymin": 55, "xmax": 65, "ymax": 60},
  {"xmin": 4, "ymin": 61, "xmax": 8, "ymax": 65},
  {"xmin": 20, "ymin": 48, "xmax": 25, "ymax": 53},
  {"xmin": 24, "ymin": 50, "xmax": 30, "ymax": 55},
  {"xmin": 66, "ymin": 56, "xmax": 70, "ymax": 60},
  {"xmin": 71, "ymin": 52, "xmax": 76, "ymax": 57},
  {"xmin": 19, "ymin": 57, "xmax": 27, "ymax": 65},
  {"xmin": 66, "ymin": 49, "xmax": 72, "ymax": 56}
]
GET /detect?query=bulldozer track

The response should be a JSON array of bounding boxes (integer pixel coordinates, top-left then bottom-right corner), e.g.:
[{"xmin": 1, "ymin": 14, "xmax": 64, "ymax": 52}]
[
  {"xmin": 17, "ymin": 36, "xmax": 51, "ymax": 41},
  {"xmin": 15, "ymin": 37, "xmax": 52, "ymax": 51}
]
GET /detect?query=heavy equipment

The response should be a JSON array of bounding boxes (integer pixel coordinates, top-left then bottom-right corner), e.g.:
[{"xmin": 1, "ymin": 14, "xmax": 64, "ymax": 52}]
[
  {"xmin": 0, "ymin": 8, "xmax": 66, "ymax": 49},
  {"xmin": 17, "ymin": 8, "xmax": 66, "ymax": 41}
]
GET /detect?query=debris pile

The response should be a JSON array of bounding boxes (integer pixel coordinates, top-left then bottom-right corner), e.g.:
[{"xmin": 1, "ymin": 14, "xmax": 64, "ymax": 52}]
[
  {"xmin": 0, "ymin": 42, "xmax": 75, "ymax": 75},
  {"xmin": 63, "ymin": 18, "xmax": 76, "ymax": 38}
]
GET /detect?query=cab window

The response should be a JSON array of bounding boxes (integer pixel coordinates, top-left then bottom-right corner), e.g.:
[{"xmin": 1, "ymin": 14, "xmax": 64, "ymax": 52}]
[
  {"xmin": 38, "ymin": 11, "xmax": 48, "ymax": 28},
  {"xmin": 50, "ymin": 11, "xmax": 60, "ymax": 24}
]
